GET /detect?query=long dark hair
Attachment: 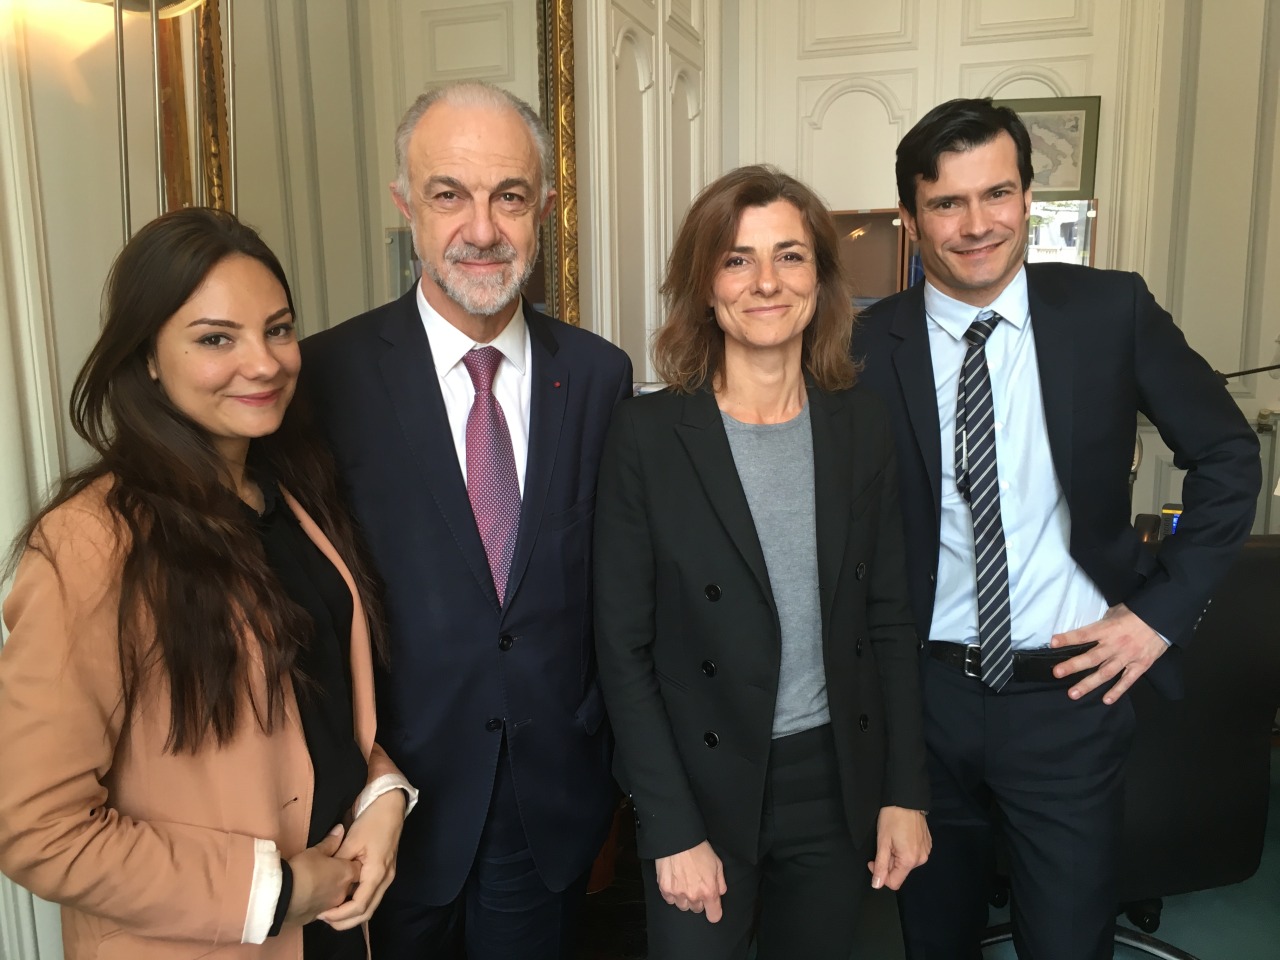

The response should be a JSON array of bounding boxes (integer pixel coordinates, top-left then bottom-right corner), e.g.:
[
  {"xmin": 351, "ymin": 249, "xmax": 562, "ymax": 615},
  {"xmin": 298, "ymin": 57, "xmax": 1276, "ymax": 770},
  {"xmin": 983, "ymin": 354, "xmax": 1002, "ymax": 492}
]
[
  {"xmin": 654, "ymin": 164, "xmax": 858, "ymax": 394},
  {"xmin": 9, "ymin": 208, "xmax": 384, "ymax": 753}
]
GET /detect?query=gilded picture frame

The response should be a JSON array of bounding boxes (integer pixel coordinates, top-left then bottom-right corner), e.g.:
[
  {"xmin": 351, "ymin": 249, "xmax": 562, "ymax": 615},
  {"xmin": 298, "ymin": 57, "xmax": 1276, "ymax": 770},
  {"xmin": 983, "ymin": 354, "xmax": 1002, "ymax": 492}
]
[{"xmin": 538, "ymin": 0, "xmax": 579, "ymax": 325}]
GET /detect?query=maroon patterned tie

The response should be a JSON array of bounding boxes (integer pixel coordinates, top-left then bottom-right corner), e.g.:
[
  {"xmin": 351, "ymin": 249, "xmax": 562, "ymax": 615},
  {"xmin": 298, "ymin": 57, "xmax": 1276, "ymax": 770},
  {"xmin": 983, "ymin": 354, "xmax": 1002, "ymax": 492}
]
[{"xmin": 462, "ymin": 347, "xmax": 521, "ymax": 603}]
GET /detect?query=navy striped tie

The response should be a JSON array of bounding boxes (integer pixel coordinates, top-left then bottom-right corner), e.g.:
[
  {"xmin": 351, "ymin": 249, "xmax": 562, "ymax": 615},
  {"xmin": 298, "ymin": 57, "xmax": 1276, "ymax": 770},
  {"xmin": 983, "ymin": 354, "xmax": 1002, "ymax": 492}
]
[{"xmin": 955, "ymin": 311, "xmax": 1013, "ymax": 691}]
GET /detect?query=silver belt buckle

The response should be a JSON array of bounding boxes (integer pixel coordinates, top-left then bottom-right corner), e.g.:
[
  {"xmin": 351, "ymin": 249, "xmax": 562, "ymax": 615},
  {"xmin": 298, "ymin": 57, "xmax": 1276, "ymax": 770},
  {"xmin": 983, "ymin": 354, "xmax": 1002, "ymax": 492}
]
[{"xmin": 962, "ymin": 644, "xmax": 982, "ymax": 679}]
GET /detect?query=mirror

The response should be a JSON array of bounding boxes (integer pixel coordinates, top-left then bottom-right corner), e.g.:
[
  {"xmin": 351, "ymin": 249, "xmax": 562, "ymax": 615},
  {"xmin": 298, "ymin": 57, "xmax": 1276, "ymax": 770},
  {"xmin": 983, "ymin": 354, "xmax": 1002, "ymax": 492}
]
[
  {"xmin": 147, "ymin": 0, "xmax": 580, "ymax": 326},
  {"xmin": 368, "ymin": 0, "xmax": 579, "ymax": 324}
]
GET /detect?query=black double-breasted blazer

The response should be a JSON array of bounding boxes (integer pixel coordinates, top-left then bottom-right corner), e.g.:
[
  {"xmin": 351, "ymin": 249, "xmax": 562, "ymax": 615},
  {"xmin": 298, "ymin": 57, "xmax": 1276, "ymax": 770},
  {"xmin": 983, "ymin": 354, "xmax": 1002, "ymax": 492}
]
[
  {"xmin": 593, "ymin": 383, "xmax": 930, "ymax": 863},
  {"xmin": 852, "ymin": 263, "xmax": 1261, "ymax": 698}
]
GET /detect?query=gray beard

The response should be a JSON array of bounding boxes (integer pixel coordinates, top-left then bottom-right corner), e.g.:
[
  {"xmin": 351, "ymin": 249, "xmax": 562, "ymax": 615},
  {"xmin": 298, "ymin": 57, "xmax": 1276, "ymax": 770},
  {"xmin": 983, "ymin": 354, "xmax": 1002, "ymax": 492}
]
[{"xmin": 418, "ymin": 233, "xmax": 538, "ymax": 317}]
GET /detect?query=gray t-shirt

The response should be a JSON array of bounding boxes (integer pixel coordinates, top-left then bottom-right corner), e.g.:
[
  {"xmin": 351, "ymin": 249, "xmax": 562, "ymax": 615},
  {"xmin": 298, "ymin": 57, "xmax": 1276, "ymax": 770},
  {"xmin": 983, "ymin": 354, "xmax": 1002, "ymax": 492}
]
[{"xmin": 721, "ymin": 403, "xmax": 829, "ymax": 738}]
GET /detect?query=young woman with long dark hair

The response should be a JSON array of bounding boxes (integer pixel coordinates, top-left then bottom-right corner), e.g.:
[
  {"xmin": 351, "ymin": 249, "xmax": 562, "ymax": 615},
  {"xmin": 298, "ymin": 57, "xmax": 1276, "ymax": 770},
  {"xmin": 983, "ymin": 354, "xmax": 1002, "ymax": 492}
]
[{"xmin": 0, "ymin": 208, "xmax": 414, "ymax": 960}]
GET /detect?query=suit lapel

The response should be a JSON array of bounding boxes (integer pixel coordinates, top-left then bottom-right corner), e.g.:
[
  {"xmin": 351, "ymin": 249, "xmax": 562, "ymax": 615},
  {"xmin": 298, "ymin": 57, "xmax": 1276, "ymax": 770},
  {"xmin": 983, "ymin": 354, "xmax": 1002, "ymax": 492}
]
[
  {"xmin": 808, "ymin": 385, "xmax": 852, "ymax": 633},
  {"xmin": 375, "ymin": 292, "xmax": 498, "ymax": 608},
  {"xmin": 503, "ymin": 305, "xmax": 567, "ymax": 610},
  {"xmin": 1026, "ymin": 266, "xmax": 1075, "ymax": 499},
  {"xmin": 890, "ymin": 283, "xmax": 943, "ymax": 519},
  {"xmin": 675, "ymin": 389, "xmax": 774, "ymax": 606}
]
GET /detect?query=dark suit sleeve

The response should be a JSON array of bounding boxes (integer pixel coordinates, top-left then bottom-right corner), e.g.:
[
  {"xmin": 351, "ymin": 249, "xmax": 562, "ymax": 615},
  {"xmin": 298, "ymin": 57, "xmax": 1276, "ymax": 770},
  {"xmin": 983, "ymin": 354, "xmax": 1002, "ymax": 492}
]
[
  {"xmin": 866, "ymin": 416, "xmax": 931, "ymax": 812},
  {"xmin": 1124, "ymin": 274, "xmax": 1261, "ymax": 643},
  {"xmin": 613, "ymin": 355, "xmax": 635, "ymax": 408},
  {"xmin": 593, "ymin": 402, "xmax": 708, "ymax": 860}
]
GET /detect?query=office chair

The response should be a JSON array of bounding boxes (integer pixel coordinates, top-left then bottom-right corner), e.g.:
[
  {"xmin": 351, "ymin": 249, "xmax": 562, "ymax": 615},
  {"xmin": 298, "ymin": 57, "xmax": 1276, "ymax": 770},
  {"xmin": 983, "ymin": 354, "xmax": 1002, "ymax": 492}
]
[{"xmin": 982, "ymin": 535, "xmax": 1280, "ymax": 959}]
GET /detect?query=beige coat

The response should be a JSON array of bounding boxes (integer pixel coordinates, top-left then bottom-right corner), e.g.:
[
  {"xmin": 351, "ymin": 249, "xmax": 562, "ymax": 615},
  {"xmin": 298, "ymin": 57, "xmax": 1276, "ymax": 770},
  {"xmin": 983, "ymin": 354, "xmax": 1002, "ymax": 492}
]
[{"xmin": 0, "ymin": 479, "xmax": 399, "ymax": 960}]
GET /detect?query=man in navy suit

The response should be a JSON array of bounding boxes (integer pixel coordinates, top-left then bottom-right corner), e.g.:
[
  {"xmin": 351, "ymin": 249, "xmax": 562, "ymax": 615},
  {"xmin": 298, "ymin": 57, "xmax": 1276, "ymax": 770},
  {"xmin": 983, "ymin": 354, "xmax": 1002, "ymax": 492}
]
[
  {"xmin": 853, "ymin": 99, "xmax": 1260, "ymax": 959},
  {"xmin": 302, "ymin": 81, "xmax": 631, "ymax": 959}
]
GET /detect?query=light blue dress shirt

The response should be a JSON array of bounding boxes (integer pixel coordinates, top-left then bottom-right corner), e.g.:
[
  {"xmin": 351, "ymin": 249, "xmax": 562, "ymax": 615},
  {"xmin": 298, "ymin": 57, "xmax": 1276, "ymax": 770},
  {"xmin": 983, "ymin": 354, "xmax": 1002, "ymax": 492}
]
[{"xmin": 925, "ymin": 267, "xmax": 1109, "ymax": 650}]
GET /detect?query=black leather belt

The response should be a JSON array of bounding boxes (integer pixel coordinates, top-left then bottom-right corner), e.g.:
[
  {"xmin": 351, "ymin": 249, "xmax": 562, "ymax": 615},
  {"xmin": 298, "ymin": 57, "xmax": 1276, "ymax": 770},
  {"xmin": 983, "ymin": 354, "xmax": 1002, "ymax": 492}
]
[{"xmin": 927, "ymin": 641, "xmax": 1098, "ymax": 684}]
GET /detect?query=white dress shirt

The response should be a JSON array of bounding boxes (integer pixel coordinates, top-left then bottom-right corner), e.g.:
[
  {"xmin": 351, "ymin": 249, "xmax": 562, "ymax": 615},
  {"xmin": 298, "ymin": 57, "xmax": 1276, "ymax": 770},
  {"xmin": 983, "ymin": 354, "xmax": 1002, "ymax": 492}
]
[
  {"xmin": 925, "ymin": 267, "xmax": 1109, "ymax": 650},
  {"xmin": 417, "ymin": 284, "xmax": 533, "ymax": 492}
]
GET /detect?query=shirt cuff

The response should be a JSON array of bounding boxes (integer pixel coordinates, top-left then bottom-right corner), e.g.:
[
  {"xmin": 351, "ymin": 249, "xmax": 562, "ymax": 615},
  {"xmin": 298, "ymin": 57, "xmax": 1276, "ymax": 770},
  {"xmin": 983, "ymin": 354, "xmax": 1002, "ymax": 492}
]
[
  {"xmin": 353, "ymin": 773, "xmax": 419, "ymax": 820},
  {"xmin": 242, "ymin": 838, "xmax": 282, "ymax": 944}
]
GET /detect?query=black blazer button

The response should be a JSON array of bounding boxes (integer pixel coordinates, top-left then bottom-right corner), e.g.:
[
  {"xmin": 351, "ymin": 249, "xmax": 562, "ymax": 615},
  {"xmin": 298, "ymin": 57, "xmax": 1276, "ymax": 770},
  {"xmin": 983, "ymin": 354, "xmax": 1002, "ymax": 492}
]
[
  {"xmin": 704, "ymin": 731, "xmax": 719, "ymax": 748},
  {"xmin": 858, "ymin": 714, "xmax": 870, "ymax": 732},
  {"xmin": 486, "ymin": 718, "xmax": 503, "ymax": 732},
  {"xmin": 701, "ymin": 660, "xmax": 717, "ymax": 677},
  {"xmin": 704, "ymin": 584, "xmax": 722, "ymax": 601},
  {"xmin": 855, "ymin": 562, "xmax": 867, "ymax": 580},
  {"xmin": 855, "ymin": 637, "xmax": 863, "ymax": 657},
  {"xmin": 498, "ymin": 634, "xmax": 513, "ymax": 651}
]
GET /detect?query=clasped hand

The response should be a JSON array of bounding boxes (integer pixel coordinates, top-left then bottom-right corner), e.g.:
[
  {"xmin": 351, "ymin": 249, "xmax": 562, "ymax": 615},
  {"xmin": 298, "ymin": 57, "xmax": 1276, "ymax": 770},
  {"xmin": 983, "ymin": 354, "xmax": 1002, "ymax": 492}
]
[{"xmin": 287, "ymin": 789, "xmax": 407, "ymax": 930}]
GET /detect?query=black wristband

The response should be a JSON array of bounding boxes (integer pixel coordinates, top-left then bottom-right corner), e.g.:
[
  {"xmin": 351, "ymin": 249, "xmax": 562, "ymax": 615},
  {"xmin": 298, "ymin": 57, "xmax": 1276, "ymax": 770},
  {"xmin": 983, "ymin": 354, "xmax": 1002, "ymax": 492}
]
[{"xmin": 267, "ymin": 858, "xmax": 293, "ymax": 938}]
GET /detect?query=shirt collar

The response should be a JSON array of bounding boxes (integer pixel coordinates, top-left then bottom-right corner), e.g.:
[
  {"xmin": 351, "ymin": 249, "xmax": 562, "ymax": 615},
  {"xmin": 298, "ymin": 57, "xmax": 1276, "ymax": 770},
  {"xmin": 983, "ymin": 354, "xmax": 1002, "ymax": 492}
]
[
  {"xmin": 923, "ymin": 265, "xmax": 1030, "ymax": 342},
  {"xmin": 415, "ymin": 283, "xmax": 529, "ymax": 378}
]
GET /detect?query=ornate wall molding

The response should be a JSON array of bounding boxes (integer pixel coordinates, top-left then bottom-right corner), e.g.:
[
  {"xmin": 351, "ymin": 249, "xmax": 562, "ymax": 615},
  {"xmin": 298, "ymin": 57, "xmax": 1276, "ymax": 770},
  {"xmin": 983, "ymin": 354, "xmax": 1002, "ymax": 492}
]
[
  {"xmin": 976, "ymin": 63, "xmax": 1072, "ymax": 98},
  {"xmin": 668, "ymin": 64, "xmax": 703, "ymax": 119},
  {"xmin": 961, "ymin": 0, "xmax": 1094, "ymax": 45},
  {"xmin": 613, "ymin": 25, "xmax": 657, "ymax": 92},
  {"xmin": 798, "ymin": 0, "xmax": 918, "ymax": 58},
  {"xmin": 420, "ymin": 2, "xmax": 517, "ymax": 84},
  {"xmin": 959, "ymin": 54, "xmax": 1091, "ymax": 99},
  {"xmin": 797, "ymin": 72, "xmax": 912, "ymax": 182},
  {"xmin": 666, "ymin": 0, "xmax": 701, "ymax": 44}
]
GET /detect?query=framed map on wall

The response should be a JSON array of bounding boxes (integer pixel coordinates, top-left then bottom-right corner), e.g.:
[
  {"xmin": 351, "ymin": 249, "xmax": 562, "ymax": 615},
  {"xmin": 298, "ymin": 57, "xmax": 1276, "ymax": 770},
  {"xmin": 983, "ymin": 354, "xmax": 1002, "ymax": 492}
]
[{"xmin": 992, "ymin": 96, "xmax": 1101, "ymax": 201}]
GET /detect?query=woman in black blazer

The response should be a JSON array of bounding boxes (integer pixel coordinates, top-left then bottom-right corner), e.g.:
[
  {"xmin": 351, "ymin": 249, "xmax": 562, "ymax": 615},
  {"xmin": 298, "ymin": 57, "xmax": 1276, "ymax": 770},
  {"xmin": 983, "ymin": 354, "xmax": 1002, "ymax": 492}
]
[{"xmin": 594, "ymin": 166, "xmax": 931, "ymax": 959}]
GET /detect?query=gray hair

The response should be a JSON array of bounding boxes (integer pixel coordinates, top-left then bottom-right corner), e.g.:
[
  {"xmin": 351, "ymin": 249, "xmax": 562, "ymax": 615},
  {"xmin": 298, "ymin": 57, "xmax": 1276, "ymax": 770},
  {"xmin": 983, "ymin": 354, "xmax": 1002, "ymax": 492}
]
[{"xmin": 392, "ymin": 81, "xmax": 555, "ymax": 209}]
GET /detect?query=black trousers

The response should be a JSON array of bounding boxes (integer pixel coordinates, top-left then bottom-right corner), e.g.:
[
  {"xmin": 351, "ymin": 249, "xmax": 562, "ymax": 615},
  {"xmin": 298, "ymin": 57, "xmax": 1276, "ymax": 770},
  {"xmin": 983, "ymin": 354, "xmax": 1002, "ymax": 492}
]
[
  {"xmin": 369, "ymin": 741, "xmax": 589, "ymax": 960},
  {"xmin": 643, "ymin": 723, "xmax": 871, "ymax": 960},
  {"xmin": 898, "ymin": 656, "xmax": 1136, "ymax": 960}
]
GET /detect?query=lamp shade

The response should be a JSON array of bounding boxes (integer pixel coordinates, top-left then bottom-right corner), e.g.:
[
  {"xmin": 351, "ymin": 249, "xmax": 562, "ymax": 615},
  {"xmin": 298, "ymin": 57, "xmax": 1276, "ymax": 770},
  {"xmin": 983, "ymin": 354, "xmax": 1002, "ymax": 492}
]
[{"xmin": 82, "ymin": 0, "xmax": 206, "ymax": 18}]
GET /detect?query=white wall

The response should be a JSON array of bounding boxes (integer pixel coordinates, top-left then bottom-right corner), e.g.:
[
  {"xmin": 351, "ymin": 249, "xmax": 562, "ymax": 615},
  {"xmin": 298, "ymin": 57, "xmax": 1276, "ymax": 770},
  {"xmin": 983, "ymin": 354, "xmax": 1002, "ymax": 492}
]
[
  {"xmin": 362, "ymin": 0, "xmax": 545, "ymax": 304},
  {"xmin": 1123, "ymin": 0, "xmax": 1280, "ymax": 531},
  {"xmin": 731, "ymin": 0, "xmax": 1145, "ymax": 261},
  {"xmin": 724, "ymin": 0, "xmax": 1280, "ymax": 529},
  {"xmin": 233, "ymin": 0, "xmax": 383, "ymax": 335},
  {"xmin": 577, "ymin": 0, "xmax": 722, "ymax": 378}
]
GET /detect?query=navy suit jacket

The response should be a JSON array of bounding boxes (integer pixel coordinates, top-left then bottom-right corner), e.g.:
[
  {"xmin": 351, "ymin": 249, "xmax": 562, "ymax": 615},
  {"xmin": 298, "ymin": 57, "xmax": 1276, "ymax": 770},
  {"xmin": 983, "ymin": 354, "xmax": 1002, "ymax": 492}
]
[
  {"xmin": 852, "ymin": 263, "xmax": 1260, "ymax": 698},
  {"xmin": 301, "ymin": 290, "xmax": 633, "ymax": 903}
]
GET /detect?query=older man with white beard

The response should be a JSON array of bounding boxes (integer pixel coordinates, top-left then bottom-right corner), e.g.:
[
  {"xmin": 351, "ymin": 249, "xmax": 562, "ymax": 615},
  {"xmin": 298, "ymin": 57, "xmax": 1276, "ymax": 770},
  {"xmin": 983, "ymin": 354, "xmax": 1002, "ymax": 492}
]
[{"xmin": 299, "ymin": 81, "xmax": 632, "ymax": 960}]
